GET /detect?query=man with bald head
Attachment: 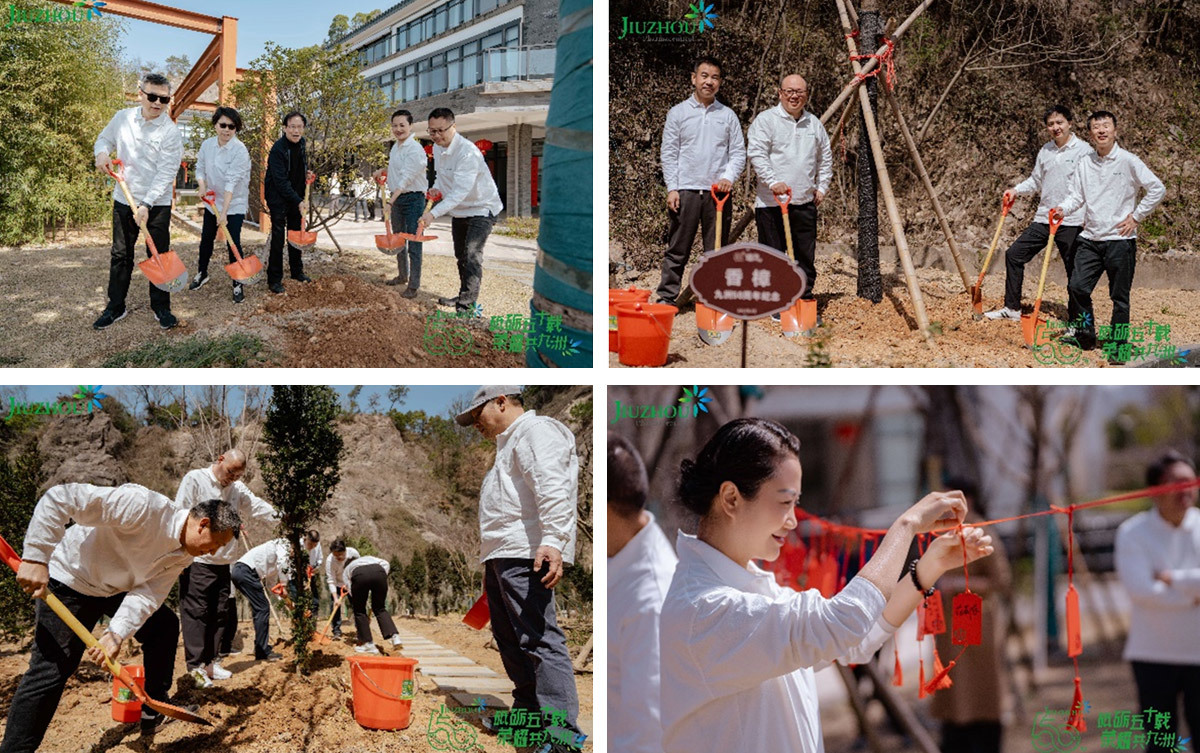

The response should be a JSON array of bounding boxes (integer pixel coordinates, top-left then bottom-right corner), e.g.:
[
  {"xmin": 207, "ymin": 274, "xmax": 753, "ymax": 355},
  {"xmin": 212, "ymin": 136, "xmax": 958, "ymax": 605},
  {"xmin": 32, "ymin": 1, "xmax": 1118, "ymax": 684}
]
[
  {"xmin": 174, "ymin": 450, "xmax": 279, "ymax": 686},
  {"xmin": 747, "ymin": 74, "xmax": 832, "ymax": 320}
]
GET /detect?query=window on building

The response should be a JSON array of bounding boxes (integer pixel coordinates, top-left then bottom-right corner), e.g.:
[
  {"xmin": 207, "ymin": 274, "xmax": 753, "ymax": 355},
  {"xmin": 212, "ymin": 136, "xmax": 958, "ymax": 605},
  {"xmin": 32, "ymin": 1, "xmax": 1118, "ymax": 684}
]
[
  {"xmin": 394, "ymin": 26, "xmax": 407, "ymax": 50},
  {"xmin": 447, "ymin": 47, "xmax": 462, "ymax": 91},
  {"xmin": 482, "ymin": 30, "xmax": 503, "ymax": 49},
  {"xmin": 478, "ymin": 0, "xmax": 498, "ymax": 14},
  {"xmin": 449, "ymin": 0, "xmax": 464, "ymax": 27},
  {"xmin": 422, "ymin": 13, "xmax": 434, "ymax": 39},
  {"xmin": 505, "ymin": 24, "xmax": 519, "ymax": 45},
  {"xmin": 403, "ymin": 64, "xmax": 417, "ymax": 101},
  {"xmin": 434, "ymin": 6, "xmax": 448, "ymax": 34}
]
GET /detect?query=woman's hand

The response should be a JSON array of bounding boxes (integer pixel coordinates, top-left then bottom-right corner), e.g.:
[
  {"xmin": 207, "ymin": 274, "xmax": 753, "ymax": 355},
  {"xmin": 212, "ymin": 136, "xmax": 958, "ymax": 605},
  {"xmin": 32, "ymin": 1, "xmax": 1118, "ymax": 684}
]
[
  {"xmin": 902, "ymin": 491, "xmax": 967, "ymax": 533},
  {"xmin": 919, "ymin": 526, "xmax": 994, "ymax": 583}
]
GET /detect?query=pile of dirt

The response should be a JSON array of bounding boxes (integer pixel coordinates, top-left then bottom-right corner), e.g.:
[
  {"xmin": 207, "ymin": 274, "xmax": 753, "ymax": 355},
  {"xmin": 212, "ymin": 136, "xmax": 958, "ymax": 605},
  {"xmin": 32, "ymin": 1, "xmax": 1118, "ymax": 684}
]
[
  {"xmin": 611, "ymin": 252, "xmax": 1200, "ymax": 368},
  {"xmin": 0, "ymin": 615, "xmax": 592, "ymax": 753}
]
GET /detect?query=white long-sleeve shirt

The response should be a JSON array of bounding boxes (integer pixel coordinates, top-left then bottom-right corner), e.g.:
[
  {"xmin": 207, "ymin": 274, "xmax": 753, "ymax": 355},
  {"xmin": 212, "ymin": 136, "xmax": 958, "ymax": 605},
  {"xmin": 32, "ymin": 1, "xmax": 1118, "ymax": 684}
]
[
  {"xmin": 660, "ymin": 532, "xmax": 896, "ymax": 753},
  {"xmin": 196, "ymin": 135, "xmax": 252, "ymax": 216},
  {"xmin": 237, "ymin": 538, "xmax": 292, "ymax": 583},
  {"xmin": 431, "ymin": 132, "xmax": 503, "ymax": 218},
  {"xmin": 1115, "ymin": 507, "xmax": 1200, "ymax": 664},
  {"xmin": 308, "ymin": 542, "xmax": 323, "ymax": 570},
  {"xmin": 94, "ymin": 106, "xmax": 183, "ymax": 208},
  {"xmin": 1011, "ymin": 134, "xmax": 1093, "ymax": 226},
  {"xmin": 174, "ymin": 467, "xmax": 278, "ymax": 567},
  {"xmin": 479, "ymin": 411, "xmax": 578, "ymax": 564},
  {"xmin": 326, "ymin": 547, "xmax": 361, "ymax": 595},
  {"xmin": 344, "ymin": 555, "xmax": 391, "ymax": 595},
  {"xmin": 22, "ymin": 484, "xmax": 193, "ymax": 641},
  {"xmin": 661, "ymin": 95, "xmax": 746, "ymax": 192},
  {"xmin": 1058, "ymin": 143, "xmax": 1166, "ymax": 241},
  {"xmin": 608, "ymin": 513, "xmax": 678, "ymax": 753},
  {"xmin": 388, "ymin": 136, "xmax": 429, "ymax": 194},
  {"xmin": 746, "ymin": 105, "xmax": 832, "ymax": 209}
]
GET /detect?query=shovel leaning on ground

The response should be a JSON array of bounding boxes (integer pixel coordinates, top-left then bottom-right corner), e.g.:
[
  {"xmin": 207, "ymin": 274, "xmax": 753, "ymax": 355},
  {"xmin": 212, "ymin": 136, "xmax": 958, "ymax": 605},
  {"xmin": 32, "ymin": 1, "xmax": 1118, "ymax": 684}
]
[
  {"xmin": 970, "ymin": 192, "xmax": 1016, "ymax": 318},
  {"xmin": 695, "ymin": 183, "xmax": 736, "ymax": 346},
  {"xmin": 311, "ymin": 589, "xmax": 349, "ymax": 645},
  {"xmin": 287, "ymin": 171, "xmax": 319, "ymax": 251},
  {"xmin": 373, "ymin": 175, "xmax": 406, "ymax": 254},
  {"xmin": 0, "ymin": 533, "xmax": 212, "ymax": 727},
  {"xmin": 105, "ymin": 159, "xmax": 189, "ymax": 293},
  {"xmin": 397, "ymin": 189, "xmax": 440, "ymax": 243},
  {"xmin": 775, "ymin": 189, "xmax": 818, "ymax": 338},
  {"xmin": 199, "ymin": 191, "xmax": 264, "ymax": 285},
  {"xmin": 1021, "ymin": 208, "xmax": 1064, "ymax": 348}
]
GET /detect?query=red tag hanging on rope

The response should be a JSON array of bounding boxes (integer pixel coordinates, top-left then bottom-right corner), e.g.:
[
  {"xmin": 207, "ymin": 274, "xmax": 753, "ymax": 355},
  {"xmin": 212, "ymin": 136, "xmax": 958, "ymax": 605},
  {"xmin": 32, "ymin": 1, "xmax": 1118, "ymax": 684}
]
[
  {"xmin": 923, "ymin": 590, "xmax": 946, "ymax": 635},
  {"xmin": 951, "ymin": 591, "xmax": 983, "ymax": 646},
  {"xmin": 1066, "ymin": 584, "xmax": 1083, "ymax": 657},
  {"xmin": 892, "ymin": 641, "xmax": 903, "ymax": 686}
]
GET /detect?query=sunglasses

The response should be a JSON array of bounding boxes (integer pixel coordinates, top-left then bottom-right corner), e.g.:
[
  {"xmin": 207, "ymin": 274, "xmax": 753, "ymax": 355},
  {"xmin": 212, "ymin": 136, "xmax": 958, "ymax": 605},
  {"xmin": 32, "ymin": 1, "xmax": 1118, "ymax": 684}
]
[
  {"xmin": 141, "ymin": 89, "xmax": 171, "ymax": 105},
  {"xmin": 216, "ymin": 122, "xmax": 237, "ymax": 130}
]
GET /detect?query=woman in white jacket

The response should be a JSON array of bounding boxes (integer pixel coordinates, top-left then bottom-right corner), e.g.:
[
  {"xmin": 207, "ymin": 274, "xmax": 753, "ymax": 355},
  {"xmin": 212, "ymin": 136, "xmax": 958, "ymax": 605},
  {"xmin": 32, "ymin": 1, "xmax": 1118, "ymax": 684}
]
[{"xmin": 659, "ymin": 418, "xmax": 995, "ymax": 753}]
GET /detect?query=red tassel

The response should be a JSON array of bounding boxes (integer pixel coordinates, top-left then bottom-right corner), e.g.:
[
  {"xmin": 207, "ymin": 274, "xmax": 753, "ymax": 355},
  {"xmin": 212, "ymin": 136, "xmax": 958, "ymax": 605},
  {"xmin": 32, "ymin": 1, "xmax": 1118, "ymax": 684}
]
[
  {"xmin": 918, "ymin": 652, "xmax": 927, "ymax": 698},
  {"xmin": 892, "ymin": 643, "xmax": 903, "ymax": 686},
  {"xmin": 1067, "ymin": 670, "xmax": 1086, "ymax": 731},
  {"xmin": 922, "ymin": 647, "xmax": 956, "ymax": 695}
]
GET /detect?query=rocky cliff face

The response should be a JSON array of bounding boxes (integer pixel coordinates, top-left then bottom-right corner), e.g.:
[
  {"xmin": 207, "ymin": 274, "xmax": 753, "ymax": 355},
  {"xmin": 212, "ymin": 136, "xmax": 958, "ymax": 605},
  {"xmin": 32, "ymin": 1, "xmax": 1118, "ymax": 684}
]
[{"xmin": 36, "ymin": 412, "xmax": 126, "ymax": 488}]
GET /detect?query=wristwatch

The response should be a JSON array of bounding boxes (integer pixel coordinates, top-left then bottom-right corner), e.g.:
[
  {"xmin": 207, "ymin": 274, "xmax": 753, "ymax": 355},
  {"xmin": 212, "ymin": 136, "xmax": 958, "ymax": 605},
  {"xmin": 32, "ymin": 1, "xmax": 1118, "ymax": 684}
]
[{"xmin": 910, "ymin": 558, "xmax": 936, "ymax": 597}]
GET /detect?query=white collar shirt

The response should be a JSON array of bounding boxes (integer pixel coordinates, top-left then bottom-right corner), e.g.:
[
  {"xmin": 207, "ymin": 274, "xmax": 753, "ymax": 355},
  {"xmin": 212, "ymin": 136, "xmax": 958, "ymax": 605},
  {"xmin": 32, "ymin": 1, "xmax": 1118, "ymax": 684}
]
[
  {"xmin": 308, "ymin": 542, "xmax": 323, "ymax": 569},
  {"xmin": 746, "ymin": 105, "xmax": 833, "ymax": 208},
  {"xmin": 661, "ymin": 95, "xmax": 746, "ymax": 192},
  {"xmin": 1011, "ymin": 134, "xmax": 1094, "ymax": 225},
  {"xmin": 431, "ymin": 132, "xmax": 503, "ymax": 218},
  {"xmin": 389, "ymin": 136, "xmax": 429, "ymax": 194},
  {"xmin": 238, "ymin": 537, "xmax": 292, "ymax": 584},
  {"xmin": 660, "ymin": 532, "xmax": 895, "ymax": 753},
  {"xmin": 174, "ymin": 467, "xmax": 278, "ymax": 566},
  {"xmin": 196, "ymin": 135, "xmax": 252, "ymax": 215},
  {"xmin": 1115, "ymin": 507, "xmax": 1200, "ymax": 663},
  {"xmin": 1058, "ymin": 143, "xmax": 1166, "ymax": 241},
  {"xmin": 23, "ymin": 483, "xmax": 193, "ymax": 641},
  {"xmin": 608, "ymin": 512, "xmax": 678, "ymax": 753},
  {"xmin": 93, "ymin": 106, "xmax": 184, "ymax": 207},
  {"xmin": 479, "ymin": 411, "xmax": 578, "ymax": 564},
  {"xmin": 325, "ymin": 547, "xmax": 361, "ymax": 594}
]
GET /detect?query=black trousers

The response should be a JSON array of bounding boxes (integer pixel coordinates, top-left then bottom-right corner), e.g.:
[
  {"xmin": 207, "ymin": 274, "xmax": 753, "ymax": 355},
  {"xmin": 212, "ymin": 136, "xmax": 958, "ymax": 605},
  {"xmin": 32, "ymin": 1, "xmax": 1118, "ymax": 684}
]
[
  {"xmin": 266, "ymin": 203, "xmax": 304, "ymax": 285},
  {"xmin": 218, "ymin": 574, "xmax": 236, "ymax": 656},
  {"xmin": 197, "ymin": 210, "xmax": 245, "ymax": 279},
  {"xmin": 107, "ymin": 201, "xmax": 172, "ymax": 315},
  {"xmin": 657, "ymin": 189, "xmax": 732, "ymax": 303},
  {"xmin": 230, "ymin": 563, "xmax": 272, "ymax": 659},
  {"xmin": 1132, "ymin": 661, "xmax": 1200, "ymax": 753},
  {"xmin": 449, "ymin": 213, "xmax": 496, "ymax": 311},
  {"xmin": 755, "ymin": 202, "xmax": 818, "ymax": 299},
  {"xmin": 1067, "ymin": 237, "xmax": 1136, "ymax": 346},
  {"xmin": 1002, "ymin": 223, "xmax": 1082, "ymax": 310},
  {"xmin": 0, "ymin": 580, "xmax": 179, "ymax": 753},
  {"xmin": 349, "ymin": 565, "xmax": 397, "ymax": 643},
  {"xmin": 178, "ymin": 562, "xmax": 231, "ymax": 671}
]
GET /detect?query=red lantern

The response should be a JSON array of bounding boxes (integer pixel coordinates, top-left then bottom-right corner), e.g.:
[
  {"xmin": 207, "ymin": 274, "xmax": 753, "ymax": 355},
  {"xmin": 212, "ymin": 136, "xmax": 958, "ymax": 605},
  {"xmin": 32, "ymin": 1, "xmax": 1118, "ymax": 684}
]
[
  {"xmin": 423, "ymin": 143, "xmax": 433, "ymax": 158},
  {"xmin": 474, "ymin": 139, "xmax": 493, "ymax": 153}
]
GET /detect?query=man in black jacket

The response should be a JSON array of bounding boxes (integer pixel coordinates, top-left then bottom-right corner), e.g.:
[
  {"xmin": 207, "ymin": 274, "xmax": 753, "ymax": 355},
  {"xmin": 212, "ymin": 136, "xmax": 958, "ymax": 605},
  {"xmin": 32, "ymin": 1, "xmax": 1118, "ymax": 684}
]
[{"xmin": 263, "ymin": 111, "xmax": 313, "ymax": 293}]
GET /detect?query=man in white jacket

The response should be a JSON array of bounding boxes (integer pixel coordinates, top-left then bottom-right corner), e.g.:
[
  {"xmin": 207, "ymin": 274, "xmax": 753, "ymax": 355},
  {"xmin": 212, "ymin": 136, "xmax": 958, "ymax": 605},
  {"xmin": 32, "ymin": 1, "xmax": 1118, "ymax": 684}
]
[
  {"xmin": 746, "ymin": 74, "xmax": 831, "ymax": 310},
  {"xmin": 231, "ymin": 538, "xmax": 292, "ymax": 662},
  {"xmin": 457, "ymin": 386, "xmax": 584, "ymax": 751},
  {"xmin": 4, "ymin": 485, "xmax": 239, "ymax": 750},
  {"xmin": 174, "ymin": 450, "xmax": 278, "ymax": 687}
]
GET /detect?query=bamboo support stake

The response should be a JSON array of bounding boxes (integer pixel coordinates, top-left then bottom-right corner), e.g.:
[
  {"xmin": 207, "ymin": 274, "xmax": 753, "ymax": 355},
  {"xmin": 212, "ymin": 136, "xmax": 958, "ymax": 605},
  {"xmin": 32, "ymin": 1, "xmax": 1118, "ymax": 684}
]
[
  {"xmin": 835, "ymin": 0, "xmax": 934, "ymax": 342},
  {"xmin": 821, "ymin": 0, "xmax": 938, "ymax": 125},
  {"xmin": 881, "ymin": 84, "xmax": 972, "ymax": 291}
]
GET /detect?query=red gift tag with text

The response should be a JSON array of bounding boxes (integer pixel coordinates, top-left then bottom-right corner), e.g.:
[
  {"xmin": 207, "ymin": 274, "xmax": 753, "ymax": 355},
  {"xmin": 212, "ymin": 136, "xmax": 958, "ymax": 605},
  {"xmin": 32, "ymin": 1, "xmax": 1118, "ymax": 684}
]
[
  {"xmin": 1066, "ymin": 584, "xmax": 1083, "ymax": 657},
  {"xmin": 922, "ymin": 590, "xmax": 946, "ymax": 635},
  {"xmin": 916, "ymin": 600, "xmax": 926, "ymax": 641},
  {"xmin": 951, "ymin": 591, "xmax": 982, "ymax": 646}
]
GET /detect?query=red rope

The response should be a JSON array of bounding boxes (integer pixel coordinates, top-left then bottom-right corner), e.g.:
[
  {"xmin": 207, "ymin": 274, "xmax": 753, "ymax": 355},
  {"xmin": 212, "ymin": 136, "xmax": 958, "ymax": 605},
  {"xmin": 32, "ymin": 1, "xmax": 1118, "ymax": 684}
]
[{"xmin": 851, "ymin": 37, "xmax": 897, "ymax": 91}]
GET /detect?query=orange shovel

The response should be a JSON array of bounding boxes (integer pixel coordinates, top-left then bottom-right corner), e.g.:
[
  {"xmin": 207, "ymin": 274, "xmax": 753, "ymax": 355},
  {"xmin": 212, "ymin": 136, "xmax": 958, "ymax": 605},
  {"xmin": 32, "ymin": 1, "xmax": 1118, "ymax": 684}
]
[
  {"xmin": 105, "ymin": 159, "xmax": 189, "ymax": 293},
  {"xmin": 397, "ymin": 189, "xmax": 440, "ymax": 242},
  {"xmin": 773, "ymin": 189, "xmax": 818, "ymax": 338},
  {"xmin": 199, "ymin": 190, "xmax": 264, "ymax": 285},
  {"xmin": 1021, "ymin": 208, "xmax": 1064, "ymax": 348},
  {"xmin": 695, "ymin": 183, "xmax": 735, "ymax": 346},
  {"xmin": 970, "ymin": 192, "xmax": 1016, "ymax": 317},
  {"xmin": 312, "ymin": 589, "xmax": 349, "ymax": 645},
  {"xmin": 373, "ymin": 175, "xmax": 406, "ymax": 254},
  {"xmin": 287, "ymin": 171, "xmax": 318, "ymax": 251},
  {"xmin": 0, "ymin": 533, "xmax": 212, "ymax": 726}
]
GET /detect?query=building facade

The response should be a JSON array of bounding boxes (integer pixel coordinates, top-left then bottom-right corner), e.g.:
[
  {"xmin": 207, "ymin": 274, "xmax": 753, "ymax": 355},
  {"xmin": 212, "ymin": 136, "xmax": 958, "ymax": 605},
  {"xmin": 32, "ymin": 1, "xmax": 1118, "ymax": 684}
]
[{"xmin": 328, "ymin": 0, "xmax": 558, "ymax": 217}]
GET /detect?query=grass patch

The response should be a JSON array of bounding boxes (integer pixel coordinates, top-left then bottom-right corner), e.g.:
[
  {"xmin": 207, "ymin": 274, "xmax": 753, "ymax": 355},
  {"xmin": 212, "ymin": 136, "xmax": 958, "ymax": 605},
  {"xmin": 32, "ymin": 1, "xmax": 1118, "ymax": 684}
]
[
  {"xmin": 494, "ymin": 216, "xmax": 540, "ymax": 240},
  {"xmin": 102, "ymin": 333, "xmax": 278, "ymax": 368}
]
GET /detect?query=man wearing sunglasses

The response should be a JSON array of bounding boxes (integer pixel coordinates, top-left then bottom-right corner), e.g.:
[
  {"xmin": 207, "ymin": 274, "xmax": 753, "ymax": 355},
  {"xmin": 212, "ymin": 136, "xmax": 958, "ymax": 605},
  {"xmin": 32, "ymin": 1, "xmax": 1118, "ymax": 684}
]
[
  {"xmin": 264, "ymin": 111, "xmax": 314, "ymax": 294},
  {"xmin": 92, "ymin": 73, "xmax": 184, "ymax": 331}
]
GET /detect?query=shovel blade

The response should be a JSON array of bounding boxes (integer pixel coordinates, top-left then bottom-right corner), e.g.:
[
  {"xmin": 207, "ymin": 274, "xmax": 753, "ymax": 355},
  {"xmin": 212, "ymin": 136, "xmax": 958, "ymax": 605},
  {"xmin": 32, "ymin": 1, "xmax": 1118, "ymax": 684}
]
[
  {"xmin": 1020, "ymin": 313, "xmax": 1050, "ymax": 348},
  {"xmin": 142, "ymin": 694, "xmax": 213, "ymax": 726},
  {"xmin": 225, "ymin": 254, "xmax": 264, "ymax": 285},
  {"xmin": 0, "ymin": 533, "xmax": 20, "ymax": 572},
  {"xmin": 288, "ymin": 230, "xmax": 318, "ymax": 250},
  {"xmin": 970, "ymin": 284, "xmax": 984, "ymax": 317},
  {"xmin": 139, "ymin": 251, "xmax": 189, "ymax": 293},
  {"xmin": 375, "ymin": 234, "xmax": 406, "ymax": 254}
]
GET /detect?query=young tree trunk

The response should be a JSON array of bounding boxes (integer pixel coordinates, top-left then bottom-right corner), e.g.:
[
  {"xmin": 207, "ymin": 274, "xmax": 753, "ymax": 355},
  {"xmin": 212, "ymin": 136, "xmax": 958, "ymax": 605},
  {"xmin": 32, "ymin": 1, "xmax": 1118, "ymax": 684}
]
[{"xmin": 856, "ymin": 1, "xmax": 882, "ymax": 303}]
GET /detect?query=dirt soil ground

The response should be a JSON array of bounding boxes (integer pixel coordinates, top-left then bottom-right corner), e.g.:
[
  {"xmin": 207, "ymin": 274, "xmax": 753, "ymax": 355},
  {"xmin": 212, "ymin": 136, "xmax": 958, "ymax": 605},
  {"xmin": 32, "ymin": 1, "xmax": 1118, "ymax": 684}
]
[
  {"xmin": 0, "ymin": 226, "xmax": 531, "ymax": 367},
  {"xmin": 611, "ymin": 253, "xmax": 1200, "ymax": 368},
  {"xmin": 0, "ymin": 615, "xmax": 592, "ymax": 753}
]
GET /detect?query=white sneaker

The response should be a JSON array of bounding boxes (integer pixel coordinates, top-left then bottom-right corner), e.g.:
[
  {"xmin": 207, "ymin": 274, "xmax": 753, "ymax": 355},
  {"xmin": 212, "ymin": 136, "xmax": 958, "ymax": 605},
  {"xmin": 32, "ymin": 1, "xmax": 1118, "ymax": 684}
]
[
  {"xmin": 355, "ymin": 643, "xmax": 381, "ymax": 655},
  {"xmin": 390, "ymin": 634, "xmax": 403, "ymax": 648},
  {"xmin": 983, "ymin": 306, "xmax": 1021, "ymax": 321},
  {"xmin": 209, "ymin": 661, "xmax": 232, "ymax": 680},
  {"xmin": 189, "ymin": 667, "xmax": 214, "ymax": 689}
]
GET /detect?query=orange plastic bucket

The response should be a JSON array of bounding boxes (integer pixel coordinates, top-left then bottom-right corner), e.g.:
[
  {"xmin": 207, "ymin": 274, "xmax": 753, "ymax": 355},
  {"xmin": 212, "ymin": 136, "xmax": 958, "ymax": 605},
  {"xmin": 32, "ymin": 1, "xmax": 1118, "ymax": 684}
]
[
  {"xmin": 462, "ymin": 591, "xmax": 490, "ymax": 630},
  {"xmin": 695, "ymin": 303, "xmax": 735, "ymax": 346},
  {"xmin": 1020, "ymin": 313, "xmax": 1051, "ymax": 347},
  {"xmin": 608, "ymin": 288, "xmax": 651, "ymax": 352},
  {"xmin": 346, "ymin": 656, "xmax": 420, "ymax": 730},
  {"xmin": 615, "ymin": 302, "xmax": 677, "ymax": 367},
  {"xmin": 781, "ymin": 299, "xmax": 818, "ymax": 338},
  {"xmin": 111, "ymin": 665, "xmax": 145, "ymax": 723}
]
